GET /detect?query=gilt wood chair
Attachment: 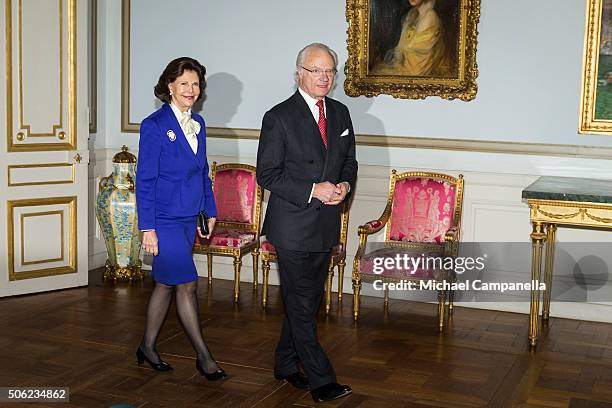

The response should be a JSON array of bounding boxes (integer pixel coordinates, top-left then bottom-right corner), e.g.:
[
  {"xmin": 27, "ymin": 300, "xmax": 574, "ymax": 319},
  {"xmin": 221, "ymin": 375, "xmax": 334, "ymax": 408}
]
[
  {"xmin": 260, "ymin": 200, "xmax": 351, "ymax": 314},
  {"xmin": 193, "ymin": 162, "xmax": 263, "ymax": 302},
  {"xmin": 351, "ymin": 170, "xmax": 464, "ymax": 331}
]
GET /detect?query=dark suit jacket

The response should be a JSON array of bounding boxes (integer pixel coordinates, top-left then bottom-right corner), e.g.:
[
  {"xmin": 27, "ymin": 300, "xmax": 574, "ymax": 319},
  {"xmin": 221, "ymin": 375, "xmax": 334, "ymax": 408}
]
[
  {"xmin": 256, "ymin": 91, "xmax": 358, "ymax": 252},
  {"xmin": 136, "ymin": 103, "xmax": 217, "ymax": 230}
]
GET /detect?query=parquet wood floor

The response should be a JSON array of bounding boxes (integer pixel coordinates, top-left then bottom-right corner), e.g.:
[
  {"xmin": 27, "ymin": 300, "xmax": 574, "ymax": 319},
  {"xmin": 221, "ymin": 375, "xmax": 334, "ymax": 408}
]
[{"xmin": 2, "ymin": 269, "xmax": 612, "ymax": 407}]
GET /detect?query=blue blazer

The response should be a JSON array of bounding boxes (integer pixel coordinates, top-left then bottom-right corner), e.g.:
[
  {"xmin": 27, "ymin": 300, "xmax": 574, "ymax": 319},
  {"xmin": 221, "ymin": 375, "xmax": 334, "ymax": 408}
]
[{"xmin": 136, "ymin": 103, "xmax": 217, "ymax": 230}]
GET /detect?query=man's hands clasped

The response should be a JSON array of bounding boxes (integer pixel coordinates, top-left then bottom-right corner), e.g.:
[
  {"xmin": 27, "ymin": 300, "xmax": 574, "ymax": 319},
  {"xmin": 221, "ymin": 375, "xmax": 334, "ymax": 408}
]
[{"xmin": 313, "ymin": 181, "xmax": 350, "ymax": 205}]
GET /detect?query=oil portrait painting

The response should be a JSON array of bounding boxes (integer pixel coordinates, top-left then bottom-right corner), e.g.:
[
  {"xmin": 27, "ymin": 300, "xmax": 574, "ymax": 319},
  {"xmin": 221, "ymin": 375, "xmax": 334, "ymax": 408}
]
[{"xmin": 345, "ymin": 0, "xmax": 480, "ymax": 101}]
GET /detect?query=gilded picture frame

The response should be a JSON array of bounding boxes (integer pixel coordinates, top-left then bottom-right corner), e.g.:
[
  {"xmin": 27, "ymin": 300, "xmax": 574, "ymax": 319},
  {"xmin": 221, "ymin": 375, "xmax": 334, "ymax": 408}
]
[
  {"xmin": 344, "ymin": 0, "xmax": 480, "ymax": 101},
  {"xmin": 579, "ymin": 0, "xmax": 612, "ymax": 135}
]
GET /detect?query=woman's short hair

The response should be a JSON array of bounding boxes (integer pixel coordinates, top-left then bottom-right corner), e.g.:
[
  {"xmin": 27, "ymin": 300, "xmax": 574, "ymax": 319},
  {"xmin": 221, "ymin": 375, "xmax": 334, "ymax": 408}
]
[{"xmin": 154, "ymin": 57, "xmax": 206, "ymax": 103}]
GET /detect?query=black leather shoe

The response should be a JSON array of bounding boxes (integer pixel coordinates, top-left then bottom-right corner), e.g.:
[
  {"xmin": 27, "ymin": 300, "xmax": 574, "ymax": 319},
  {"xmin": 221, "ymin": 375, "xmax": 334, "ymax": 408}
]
[
  {"xmin": 310, "ymin": 382, "xmax": 352, "ymax": 402},
  {"xmin": 136, "ymin": 347, "xmax": 173, "ymax": 372},
  {"xmin": 196, "ymin": 360, "xmax": 228, "ymax": 382},
  {"xmin": 274, "ymin": 372, "xmax": 309, "ymax": 389}
]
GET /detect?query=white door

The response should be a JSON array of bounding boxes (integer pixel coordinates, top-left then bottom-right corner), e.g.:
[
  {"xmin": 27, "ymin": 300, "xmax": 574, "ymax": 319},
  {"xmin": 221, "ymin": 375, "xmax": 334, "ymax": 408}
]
[{"xmin": 0, "ymin": 0, "xmax": 89, "ymax": 296}]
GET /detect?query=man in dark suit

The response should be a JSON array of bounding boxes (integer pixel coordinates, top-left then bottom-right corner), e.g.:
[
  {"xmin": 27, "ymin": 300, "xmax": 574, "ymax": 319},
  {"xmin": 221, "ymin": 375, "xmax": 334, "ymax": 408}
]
[{"xmin": 256, "ymin": 43, "xmax": 358, "ymax": 403}]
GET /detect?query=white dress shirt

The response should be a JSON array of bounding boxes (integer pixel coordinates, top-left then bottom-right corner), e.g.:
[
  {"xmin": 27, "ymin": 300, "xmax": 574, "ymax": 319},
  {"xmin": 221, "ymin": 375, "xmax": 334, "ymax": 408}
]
[{"xmin": 298, "ymin": 87, "xmax": 327, "ymax": 123}]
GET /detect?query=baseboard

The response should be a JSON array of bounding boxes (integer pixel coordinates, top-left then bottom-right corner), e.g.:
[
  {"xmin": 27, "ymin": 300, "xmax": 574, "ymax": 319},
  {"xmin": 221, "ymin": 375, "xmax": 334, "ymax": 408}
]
[{"xmin": 89, "ymin": 251, "xmax": 108, "ymax": 271}]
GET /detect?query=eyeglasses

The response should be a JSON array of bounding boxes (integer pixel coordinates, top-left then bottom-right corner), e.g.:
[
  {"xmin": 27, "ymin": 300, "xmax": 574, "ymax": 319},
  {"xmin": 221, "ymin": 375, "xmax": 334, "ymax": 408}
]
[{"xmin": 301, "ymin": 66, "xmax": 337, "ymax": 77}]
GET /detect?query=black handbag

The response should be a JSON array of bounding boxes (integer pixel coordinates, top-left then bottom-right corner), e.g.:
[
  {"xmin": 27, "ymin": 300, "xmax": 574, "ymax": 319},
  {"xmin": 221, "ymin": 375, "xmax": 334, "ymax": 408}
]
[{"xmin": 198, "ymin": 211, "xmax": 209, "ymax": 235}]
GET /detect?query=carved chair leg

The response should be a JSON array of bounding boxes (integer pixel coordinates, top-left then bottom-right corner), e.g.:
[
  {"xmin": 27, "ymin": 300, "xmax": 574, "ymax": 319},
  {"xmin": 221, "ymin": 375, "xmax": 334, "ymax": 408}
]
[
  {"xmin": 325, "ymin": 264, "xmax": 334, "ymax": 315},
  {"xmin": 353, "ymin": 279, "xmax": 361, "ymax": 321},
  {"xmin": 448, "ymin": 289, "xmax": 455, "ymax": 313},
  {"xmin": 337, "ymin": 259, "xmax": 346, "ymax": 303},
  {"xmin": 438, "ymin": 289, "xmax": 446, "ymax": 332},
  {"xmin": 252, "ymin": 249, "xmax": 259, "ymax": 290},
  {"xmin": 233, "ymin": 257, "xmax": 242, "ymax": 303},
  {"xmin": 207, "ymin": 254, "xmax": 213, "ymax": 285},
  {"xmin": 384, "ymin": 287, "xmax": 389, "ymax": 309},
  {"xmin": 262, "ymin": 257, "xmax": 270, "ymax": 308}
]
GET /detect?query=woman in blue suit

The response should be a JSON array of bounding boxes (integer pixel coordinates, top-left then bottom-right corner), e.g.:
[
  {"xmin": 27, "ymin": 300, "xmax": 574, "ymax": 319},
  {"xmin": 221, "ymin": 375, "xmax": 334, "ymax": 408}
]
[{"xmin": 135, "ymin": 57, "xmax": 227, "ymax": 381}]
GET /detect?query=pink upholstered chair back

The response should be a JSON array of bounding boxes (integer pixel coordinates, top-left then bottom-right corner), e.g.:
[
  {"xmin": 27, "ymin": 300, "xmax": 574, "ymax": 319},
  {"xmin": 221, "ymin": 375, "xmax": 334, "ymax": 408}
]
[
  {"xmin": 387, "ymin": 173, "xmax": 463, "ymax": 243},
  {"xmin": 211, "ymin": 163, "xmax": 262, "ymax": 231}
]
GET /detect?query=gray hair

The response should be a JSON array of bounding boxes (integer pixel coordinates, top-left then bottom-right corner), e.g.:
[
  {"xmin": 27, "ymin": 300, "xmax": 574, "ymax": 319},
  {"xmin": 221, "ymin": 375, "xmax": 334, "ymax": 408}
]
[{"xmin": 295, "ymin": 43, "xmax": 338, "ymax": 83}]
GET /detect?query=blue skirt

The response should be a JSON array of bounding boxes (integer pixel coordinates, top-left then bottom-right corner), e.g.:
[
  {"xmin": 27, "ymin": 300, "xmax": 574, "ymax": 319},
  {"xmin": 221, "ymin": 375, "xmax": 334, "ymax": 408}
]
[{"xmin": 152, "ymin": 215, "xmax": 198, "ymax": 285}]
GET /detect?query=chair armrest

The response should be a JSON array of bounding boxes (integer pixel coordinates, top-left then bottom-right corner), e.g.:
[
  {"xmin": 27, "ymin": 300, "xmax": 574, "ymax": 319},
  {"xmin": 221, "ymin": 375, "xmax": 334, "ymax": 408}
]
[
  {"xmin": 353, "ymin": 202, "xmax": 392, "ymax": 278},
  {"xmin": 444, "ymin": 227, "xmax": 459, "ymax": 243},
  {"xmin": 353, "ymin": 220, "xmax": 384, "ymax": 276},
  {"xmin": 358, "ymin": 199, "xmax": 393, "ymax": 237},
  {"xmin": 358, "ymin": 219, "xmax": 385, "ymax": 236}
]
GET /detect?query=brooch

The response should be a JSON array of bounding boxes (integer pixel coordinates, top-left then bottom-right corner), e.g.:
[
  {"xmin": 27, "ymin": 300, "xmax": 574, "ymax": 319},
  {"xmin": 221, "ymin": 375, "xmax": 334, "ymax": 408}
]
[{"xmin": 166, "ymin": 130, "xmax": 176, "ymax": 141}]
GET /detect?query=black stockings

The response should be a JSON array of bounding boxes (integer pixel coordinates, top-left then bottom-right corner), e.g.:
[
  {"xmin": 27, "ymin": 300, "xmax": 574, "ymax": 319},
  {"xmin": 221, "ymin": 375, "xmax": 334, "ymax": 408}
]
[
  {"xmin": 175, "ymin": 281, "xmax": 220, "ymax": 373},
  {"xmin": 140, "ymin": 282, "xmax": 173, "ymax": 364},
  {"xmin": 141, "ymin": 280, "xmax": 219, "ymax": 372}
]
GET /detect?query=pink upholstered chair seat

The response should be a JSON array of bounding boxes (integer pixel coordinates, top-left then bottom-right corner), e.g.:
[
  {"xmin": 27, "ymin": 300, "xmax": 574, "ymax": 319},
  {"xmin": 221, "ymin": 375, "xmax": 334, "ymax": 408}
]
[
  {"xmin": 358, "ymin": 246, "xmax": 444, "ymax": 280},
  {"xmin": 199, "ymin": 228, "xmax": 256, "ymax": 249}
]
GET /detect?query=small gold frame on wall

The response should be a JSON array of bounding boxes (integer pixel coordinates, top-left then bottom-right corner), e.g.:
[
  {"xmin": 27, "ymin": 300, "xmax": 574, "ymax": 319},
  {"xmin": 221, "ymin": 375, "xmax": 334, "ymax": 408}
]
[
  {"xmin": 344, "ymin": 0, "xmax": 480, "ymax": 101},
  {"xmin": 579, "ymin": 0, "xmax": 612, "ymax": 135}
]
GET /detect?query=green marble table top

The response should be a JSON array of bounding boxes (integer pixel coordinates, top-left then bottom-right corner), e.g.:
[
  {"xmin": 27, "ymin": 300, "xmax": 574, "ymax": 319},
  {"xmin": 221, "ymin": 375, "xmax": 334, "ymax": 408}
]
[{"xmin": 522, "ymin": 176, "xmax": 612, "ymax": 204}]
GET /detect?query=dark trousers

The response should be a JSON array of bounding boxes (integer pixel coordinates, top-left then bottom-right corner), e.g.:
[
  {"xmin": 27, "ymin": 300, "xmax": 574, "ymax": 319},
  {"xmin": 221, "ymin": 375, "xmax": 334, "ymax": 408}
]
[{"xmin": 274, "ymin": 246, "xmax": 336, "ymax": 389}]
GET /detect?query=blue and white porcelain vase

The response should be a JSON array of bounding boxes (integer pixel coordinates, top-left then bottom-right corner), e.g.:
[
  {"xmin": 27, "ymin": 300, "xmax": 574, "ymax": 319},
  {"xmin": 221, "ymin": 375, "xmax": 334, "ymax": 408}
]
[{"xmin": 95, "ymin": 145, "xmax": 143, "ymax": 281}]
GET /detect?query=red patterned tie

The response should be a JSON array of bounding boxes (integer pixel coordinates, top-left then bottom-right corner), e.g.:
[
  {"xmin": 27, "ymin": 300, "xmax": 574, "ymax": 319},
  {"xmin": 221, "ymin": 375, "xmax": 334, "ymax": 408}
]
[{"xmin": 316, "ymin": 99, "xmax": 328, "ymax": 148}]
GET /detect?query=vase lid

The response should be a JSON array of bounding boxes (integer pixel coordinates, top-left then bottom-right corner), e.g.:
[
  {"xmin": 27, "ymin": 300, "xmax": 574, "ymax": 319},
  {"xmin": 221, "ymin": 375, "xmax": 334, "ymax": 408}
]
[{"xmin": 113, "ymin": 145, "xmax": 137, "ymax": 164}]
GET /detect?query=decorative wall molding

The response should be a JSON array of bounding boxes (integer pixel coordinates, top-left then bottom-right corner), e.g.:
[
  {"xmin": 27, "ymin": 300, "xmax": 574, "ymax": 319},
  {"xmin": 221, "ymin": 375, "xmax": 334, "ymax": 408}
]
[
  {"xmin": 8, "ymin": 196, "xmax": 77, "ymax": 281},
  {"xmin": 6, "ymin": 0, "xmax": 77, "ymax": 152},
  {"xmin": 120, "ymin": 0, "xmax": 135, "ymax": 132},
  {"xmin": 205, "ymin": 127, "xmax": 612, "ymax": 160},
  {"xmin": 122, "ymin": 123, "xmax": 612, "ymax": 160},
  {"xmin": 89, "ymin": 0, "xmax": 97, "ymax": 133}
]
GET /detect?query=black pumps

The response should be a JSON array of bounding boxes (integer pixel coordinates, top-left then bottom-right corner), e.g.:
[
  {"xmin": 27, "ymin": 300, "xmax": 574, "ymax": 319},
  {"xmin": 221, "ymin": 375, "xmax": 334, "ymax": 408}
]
[
  {"xmin": 137, "ymin": 347, "xmax": 227, "ymax": 381},
  {"xmin": 196, "ymin": 360, "xmax": 228, "ymax": 381},
  {"xmin": 136, "ymin": 347, "xmax": 173, "ymax": 372}
]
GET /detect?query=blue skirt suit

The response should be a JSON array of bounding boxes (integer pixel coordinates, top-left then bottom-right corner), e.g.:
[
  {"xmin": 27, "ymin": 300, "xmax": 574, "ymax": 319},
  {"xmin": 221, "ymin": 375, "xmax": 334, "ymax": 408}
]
[{"xmin": 136, "ymin": 103, "xmax": 217, "ymax": 285}]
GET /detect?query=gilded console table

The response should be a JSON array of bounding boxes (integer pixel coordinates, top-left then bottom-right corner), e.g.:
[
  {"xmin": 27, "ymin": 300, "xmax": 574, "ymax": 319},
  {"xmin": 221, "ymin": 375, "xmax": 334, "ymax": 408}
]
[{"xmin": 522, "ymin": 176, "xmax": 612, "ymax": 347}]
